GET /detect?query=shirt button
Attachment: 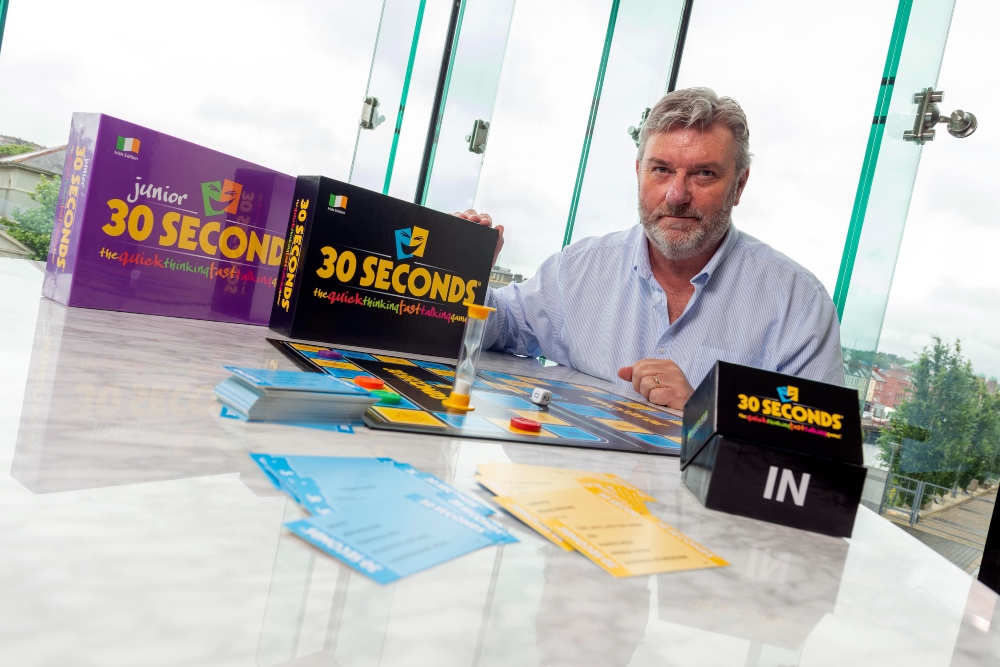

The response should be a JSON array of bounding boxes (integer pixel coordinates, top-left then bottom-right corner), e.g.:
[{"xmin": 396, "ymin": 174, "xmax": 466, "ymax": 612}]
[
  {"xmin": 658, "ymin": 346, "xmax": 666, "ymax": 354},
  {"xmin": 653, "ymin": 293, "xmax": 662, "ymax": 303}
]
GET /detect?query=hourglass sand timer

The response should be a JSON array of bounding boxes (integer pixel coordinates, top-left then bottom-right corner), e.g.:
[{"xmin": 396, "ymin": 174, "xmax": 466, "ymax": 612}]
[{"xmin": 441, "ymin": 304, "xmax": 496, "ymax": 412}]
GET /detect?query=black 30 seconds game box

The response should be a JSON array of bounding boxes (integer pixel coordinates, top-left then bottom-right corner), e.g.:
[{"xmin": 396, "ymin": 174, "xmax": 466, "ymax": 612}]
[{"xmin": 269, "ymin": 177, "xmax": 498, "ymax": 358}]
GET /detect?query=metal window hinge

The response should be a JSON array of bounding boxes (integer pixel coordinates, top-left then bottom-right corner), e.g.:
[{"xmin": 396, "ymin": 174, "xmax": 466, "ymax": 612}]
[
  {"xmin": 628, "ymin": 107, "xmax": 652, "ymax": 146},
  {"xmin": 465, "ymin": 119, "xmax": 490, "ymax": 154},
  {"xmin": 360, "ymin": 96, "xmax": 385, "ymax": 130},
  {"xmin": 903, "ymin": 88, "xmax": 977, "ymax": 145}
]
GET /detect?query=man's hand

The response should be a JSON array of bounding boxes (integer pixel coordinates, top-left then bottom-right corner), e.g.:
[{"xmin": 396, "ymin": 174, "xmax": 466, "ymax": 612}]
[
  {"xmin": 454, "ymin": 209, "xmax": 504, "ymax": 266},
  {"xmin": 617, "ymin": 359, "xmax": 694, "ymax": 409}
]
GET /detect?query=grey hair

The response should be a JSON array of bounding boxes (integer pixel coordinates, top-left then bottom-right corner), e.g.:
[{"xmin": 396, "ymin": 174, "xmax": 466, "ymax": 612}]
[{"xmin": 637, "ymin": 87, "xmax": 752, "ymax": 175}]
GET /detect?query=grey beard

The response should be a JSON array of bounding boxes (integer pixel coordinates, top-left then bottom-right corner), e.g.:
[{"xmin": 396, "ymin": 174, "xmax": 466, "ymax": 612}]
[{"xmin": 639, "ymin": 191, "xmax": 735, "ymax": 261}]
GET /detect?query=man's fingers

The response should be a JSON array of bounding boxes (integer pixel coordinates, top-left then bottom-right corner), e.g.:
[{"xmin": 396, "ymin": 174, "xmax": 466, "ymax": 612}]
[
  {"xmin": 649, "ymin": 387, "xmax": 684, "ymax": 409},
  {"xmin": 454, "ymin": 209, "xmax": 498, "ymax": 238},
  {"xmin": 639, "ymin": 372, "xmax": 685, "ymax": 403},
  {"xmin": 624, "ymin": 357, "xmax": 692, "ymax": 407},
  {"xmin": 638, "ymin": 374, "xmax": 658, "ymax": 400}
]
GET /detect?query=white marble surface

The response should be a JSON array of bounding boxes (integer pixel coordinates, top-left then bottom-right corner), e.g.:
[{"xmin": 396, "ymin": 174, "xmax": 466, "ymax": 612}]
[{"xmin": 1, "ymin": 257, "xmax": 998, "ymax": 667}]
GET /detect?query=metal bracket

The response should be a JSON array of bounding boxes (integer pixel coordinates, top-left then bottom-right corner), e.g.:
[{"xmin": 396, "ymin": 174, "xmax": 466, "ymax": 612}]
[
  {"xmin": 903, "ymin": 88, "xmax": 977, "ymax": 145},
  {"xmin": 465, "ymin": 119, "xmax": 490, "ymax": 154},
  {"xmin": 359, "ymin": 96, "xmax": 384, "ymax": 130},
  {"xmin": 628, "ymin": 107, "xmax": 652, "ymax": 146}
]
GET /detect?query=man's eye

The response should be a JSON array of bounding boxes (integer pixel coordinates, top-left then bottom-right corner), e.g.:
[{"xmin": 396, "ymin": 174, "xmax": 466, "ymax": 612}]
[{"xmin": 698, "ymin": 170, "xmax": 716, "ymax": 177}]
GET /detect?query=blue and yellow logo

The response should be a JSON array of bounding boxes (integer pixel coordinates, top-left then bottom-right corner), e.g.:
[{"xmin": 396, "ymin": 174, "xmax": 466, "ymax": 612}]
[
  {"xmin": 395, "ymin": 226, "xmax": 429, "ymax": 260},
  {"xmin": 776, "ymin": 385, "xmax": 799, "ymax": 403}
]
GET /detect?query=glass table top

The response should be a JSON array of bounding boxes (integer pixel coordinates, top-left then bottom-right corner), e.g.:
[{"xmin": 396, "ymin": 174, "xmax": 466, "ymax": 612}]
[{"xmin": 0, "ymin": 258, "xmax": 995, "ymax": 667}]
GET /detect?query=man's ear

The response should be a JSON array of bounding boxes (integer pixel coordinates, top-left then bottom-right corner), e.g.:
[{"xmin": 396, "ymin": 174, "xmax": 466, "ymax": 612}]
[
  {"xmin": 733, "ymin": 168, "xmax": 750, "ymax": 206},
  {"xmin": 636, "ymin": 159, "xmax": 640, "ymax": 177}
]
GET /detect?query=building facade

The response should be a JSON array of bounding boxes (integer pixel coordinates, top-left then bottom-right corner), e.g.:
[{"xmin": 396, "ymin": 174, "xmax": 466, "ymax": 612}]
[
  {"xmin": 843, "ymin": 363, "xmax": 868, "ymax": 399},
  {"xmin": 880, "ymin": 367, "xmax": 914, "ymax": 409},
  {"xmin": 0, "ymin": 227, "xmax": 33, "ymax": 259},
  {"xmin": 0, "ymin": 146, "xmax": 66, "ymax": 219},
  {"xmin": 488, "ymin": 265, "xmax": 524, "ymax": 289}
]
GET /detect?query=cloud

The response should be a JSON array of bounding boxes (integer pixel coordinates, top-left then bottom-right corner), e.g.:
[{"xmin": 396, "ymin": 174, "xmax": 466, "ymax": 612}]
[{"xmin": 0, "ymin": 0, "xmax": 383, "ymax": 174}]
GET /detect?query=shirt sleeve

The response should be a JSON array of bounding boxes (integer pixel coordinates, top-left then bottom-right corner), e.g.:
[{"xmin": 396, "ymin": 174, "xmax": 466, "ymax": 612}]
[
  {"xmin": 775, "ymin": 287, "xmax": 845, "ymax": 386},
  {"xmin": 483, "ymin": 251, "xmax": 571, "ymax": 363}
]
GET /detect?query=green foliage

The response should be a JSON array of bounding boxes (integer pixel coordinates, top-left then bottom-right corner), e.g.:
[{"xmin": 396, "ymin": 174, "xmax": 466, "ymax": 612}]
[
  {"xmin": 840, "ymin": 347, "xmax": 913, "ymax": 368},
  {"xmin": 842, "ymin": 347, "xmax": 912, "ymax": 370},
  {"xmin": 0, "ymin": 144, "xmax": 37, "ymax": 157},
  {"xmin": 874, "ymin": 350, "xmax": 912, "ymax": 368},
  {"xmin": 0, "ymin": 175, "xmax": 60, "ymax": 260},
  {"xmin": 878, "ymin": 337, "xmax": 1000, "ymax": 497}
]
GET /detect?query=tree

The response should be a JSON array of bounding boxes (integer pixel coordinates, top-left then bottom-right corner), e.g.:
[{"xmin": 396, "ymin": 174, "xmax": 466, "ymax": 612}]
[
  {"xmin": 878, "ymin": 337, "xmax": 1000, "ymax": 498},
  {"xmin": 0, "ymin": 175, "xmax": 60, "ymax": 260},
  {"xmin": 969, "ymin": 390, "xmax": 1000, "ymax": 483},
  {"xmin": 874, "ymin": 351, "xmax": 912, "ymax": 368},
  {"xmin": 0, "ymin": 144, "xmax": 37, "ymax": 157}
]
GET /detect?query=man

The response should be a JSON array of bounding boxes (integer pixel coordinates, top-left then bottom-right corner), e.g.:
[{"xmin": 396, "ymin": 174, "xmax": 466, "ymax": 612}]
[{"xmin": 457, "ymin": 88, "xmax": 842, "ymax": 408}]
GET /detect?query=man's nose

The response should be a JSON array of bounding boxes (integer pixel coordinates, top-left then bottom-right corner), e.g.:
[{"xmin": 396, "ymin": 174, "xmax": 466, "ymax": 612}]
[{"xmin": 664, "ymin": 175, "xmax": 691, "ymax": 207}]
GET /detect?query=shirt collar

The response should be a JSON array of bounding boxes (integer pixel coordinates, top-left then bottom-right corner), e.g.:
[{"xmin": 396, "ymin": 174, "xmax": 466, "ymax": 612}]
[{"xmin": 632, "ymin": 223, "xmax": 740, "ymax": 287}]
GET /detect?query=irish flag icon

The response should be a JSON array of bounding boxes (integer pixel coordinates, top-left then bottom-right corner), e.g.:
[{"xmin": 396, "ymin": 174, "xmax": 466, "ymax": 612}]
[
  {"xmin": 116, "ymin": 136, "xmax": 140, "ymax": 154},
  {"xmin": 329, "ymin": 194, "xmax": 348, "ymax": 209}
]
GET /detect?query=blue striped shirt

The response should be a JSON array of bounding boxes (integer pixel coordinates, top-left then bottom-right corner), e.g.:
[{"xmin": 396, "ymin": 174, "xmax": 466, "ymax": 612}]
[{"xmin": 484, "ymin": 224, "xmax": 843, "ymax": 399}]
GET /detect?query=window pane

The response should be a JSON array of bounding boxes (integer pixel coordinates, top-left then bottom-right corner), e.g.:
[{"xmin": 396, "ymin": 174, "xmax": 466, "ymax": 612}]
[
  {"xmin": 349, "ymin": 0, "xmax": 431, "ymax": 193},
  {"xmin": 837, "ymin": 0, "xmax": 956, "ymax": 370},
  {"xmin": 865, "ymin": 0, "xmax": 998, "ymax": 575},
  {"xmin": 472, "ymin": 0, "xmax": 616, "ymax": 278},
  {"xmin": 562, "ymin": 0, "xmax": 687, "ymax": 247},
  {"xmin": 349, "ymin": 0, "xmax": 456, "ymax": 200},
  {"xmin": 677, "ymin": 0, "xmax": 899, "ymax": 293},
  {"xmin": 420, "ymin": 0, "xmax": 517, "ymax": 213}
]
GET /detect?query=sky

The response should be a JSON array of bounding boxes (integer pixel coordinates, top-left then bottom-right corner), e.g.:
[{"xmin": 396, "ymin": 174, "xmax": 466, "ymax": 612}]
[{"xmin": 1, "ymin": 0, "xmax": 997, "ymax": 377}]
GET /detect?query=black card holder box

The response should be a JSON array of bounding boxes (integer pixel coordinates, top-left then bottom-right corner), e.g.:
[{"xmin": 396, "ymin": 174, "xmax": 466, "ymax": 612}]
[{"xmin": 681, "ymin": 361, "xmax": 867, "ymax": 537}]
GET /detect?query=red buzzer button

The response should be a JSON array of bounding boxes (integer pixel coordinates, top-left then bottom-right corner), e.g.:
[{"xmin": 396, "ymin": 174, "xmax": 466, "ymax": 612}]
[
  {"xmin": 355, "ymin": 376, "xmax": 385, "ymax": 390},
  {"xmin": 510, "ymin": 417, "xmax": 541, "ymax": 433}
]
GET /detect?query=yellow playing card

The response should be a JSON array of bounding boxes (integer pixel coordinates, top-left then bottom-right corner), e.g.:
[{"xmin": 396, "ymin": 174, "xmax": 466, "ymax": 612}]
[
  {"xmin": 491, "ymin": 494, "xmax": 575, "ymax": 551},
  {"xmin": 505, "ymin": 487, "xmax": 728, "ymax": 577},
  {"xmin": 477, "ymin": 463, "xmax": 654, "ymax": 512},
  {"xmin": 492, "ymin": 485, "xmax": 646, "ymax": 553}
]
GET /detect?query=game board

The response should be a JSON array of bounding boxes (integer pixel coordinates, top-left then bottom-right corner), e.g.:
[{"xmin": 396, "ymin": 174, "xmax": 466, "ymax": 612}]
[{"xmin": 269, "ymin": 339, "xmax": 683, "ymax": 456}]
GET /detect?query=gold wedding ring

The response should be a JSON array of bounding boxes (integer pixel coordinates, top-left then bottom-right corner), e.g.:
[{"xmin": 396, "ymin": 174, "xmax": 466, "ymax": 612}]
[{"xmin": 653, "ymin": 375, "xmax": 661, "ymax": 388}]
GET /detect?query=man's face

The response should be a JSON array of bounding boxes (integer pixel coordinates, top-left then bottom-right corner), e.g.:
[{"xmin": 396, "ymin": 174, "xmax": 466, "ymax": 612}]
[{"xmin": 636, "ymin": 124, "xmax": 748, "ymax": 261}]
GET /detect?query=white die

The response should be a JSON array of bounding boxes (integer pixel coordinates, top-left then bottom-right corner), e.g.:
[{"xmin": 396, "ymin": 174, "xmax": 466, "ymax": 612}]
[{"xmin": 531, "ymin": 388, "xmax": 552, "ymax": 406}]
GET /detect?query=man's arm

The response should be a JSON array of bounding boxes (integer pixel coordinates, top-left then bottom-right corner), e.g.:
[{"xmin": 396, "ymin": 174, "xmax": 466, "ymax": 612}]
[
  {"xmin": 455, "ymin": 208, "xmax": 572, "ymax": 363},
  {"xmin": 776, "ymin": 288, "xmax": 844, "ymax": 386},
  {"xmin": 483, "ymin": 252, "xmax": 571, "ymax": 363},
  {"xmin": 619, "ymin": 285, "xmax": 845, "ymax": 408}
]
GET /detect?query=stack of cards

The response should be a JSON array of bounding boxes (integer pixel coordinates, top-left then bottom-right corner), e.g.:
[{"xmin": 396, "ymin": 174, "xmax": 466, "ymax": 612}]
[
  {"xmin": 476, "ymin": 463, "xmax": 728, "ymax": 577},
  {"xmin": 252, "ymin": 455, "xmax": 517, "ymax": 584},
  {"xmin": 216, "ymin": 367, "xmax": 378, "ymax": 422}
]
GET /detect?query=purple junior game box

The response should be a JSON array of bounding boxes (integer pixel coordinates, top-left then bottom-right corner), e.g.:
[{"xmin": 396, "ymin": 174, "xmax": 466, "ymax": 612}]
[{"xmin": 42, "ymin": 113, "xmax": 296, "ymax": 325}]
